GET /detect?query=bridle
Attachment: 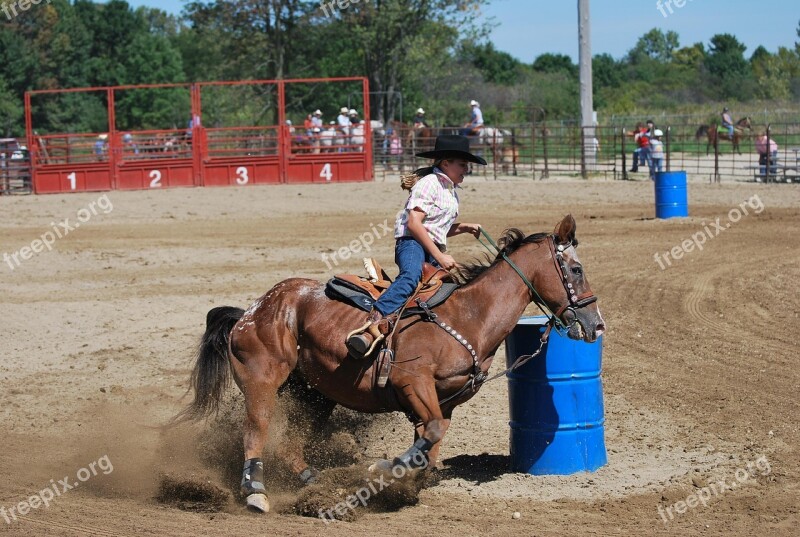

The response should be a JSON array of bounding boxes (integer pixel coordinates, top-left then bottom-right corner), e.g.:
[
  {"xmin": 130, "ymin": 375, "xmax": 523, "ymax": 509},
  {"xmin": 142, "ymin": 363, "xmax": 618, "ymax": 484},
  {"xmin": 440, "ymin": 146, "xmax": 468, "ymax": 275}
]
[
  {"xmin": 545, "ymin": 236, "xmax": 598, "ymax": 329},
  {"xmin": 478, "ymin": 229, "xmax": 597, "ymax": 332}
]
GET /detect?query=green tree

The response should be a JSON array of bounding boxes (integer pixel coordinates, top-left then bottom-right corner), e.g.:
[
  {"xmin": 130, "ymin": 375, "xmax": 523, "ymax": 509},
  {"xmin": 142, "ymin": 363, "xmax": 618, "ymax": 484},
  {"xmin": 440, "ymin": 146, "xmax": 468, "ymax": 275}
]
[
  {"xmin": 460, "ymin": 42, "xmax": 523, "ymax": 85},
  {"xmin": 532, "ymin": 53, "xmax": 577, "ymax": 77},
  {"xmin": 629, "ymin": 28, "xmax": 680, "ymax": 63},
  {"xmin": 704, "ymin": 33, "xmax": 754, "ymax": 99}
]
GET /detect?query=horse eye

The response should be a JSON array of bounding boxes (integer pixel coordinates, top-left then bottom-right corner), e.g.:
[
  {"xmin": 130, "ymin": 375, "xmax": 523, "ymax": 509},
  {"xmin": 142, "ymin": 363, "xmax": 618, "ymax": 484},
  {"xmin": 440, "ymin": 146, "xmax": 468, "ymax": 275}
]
[{"xmin": 572, "ymin": 266, "xmax": 583, "ymax": 276}]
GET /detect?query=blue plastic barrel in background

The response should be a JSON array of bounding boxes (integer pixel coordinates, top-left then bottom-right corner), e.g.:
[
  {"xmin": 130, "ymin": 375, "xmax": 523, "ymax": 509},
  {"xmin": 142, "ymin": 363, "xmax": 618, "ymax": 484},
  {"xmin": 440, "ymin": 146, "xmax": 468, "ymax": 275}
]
[
  {"xmin": 505, "ymin": 316, "xmax": 606, "ymax": 475},
  {"xmin": 654, "ymin": 171, "xmax": 689, "ymax": 219}
]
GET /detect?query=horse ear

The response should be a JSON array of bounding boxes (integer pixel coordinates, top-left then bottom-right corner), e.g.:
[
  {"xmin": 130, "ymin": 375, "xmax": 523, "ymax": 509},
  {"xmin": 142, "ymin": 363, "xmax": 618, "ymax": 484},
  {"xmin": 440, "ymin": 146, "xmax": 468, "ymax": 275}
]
[{"xmin": 553, "ymin": 214, "xmax": 577, "ymax": 245}]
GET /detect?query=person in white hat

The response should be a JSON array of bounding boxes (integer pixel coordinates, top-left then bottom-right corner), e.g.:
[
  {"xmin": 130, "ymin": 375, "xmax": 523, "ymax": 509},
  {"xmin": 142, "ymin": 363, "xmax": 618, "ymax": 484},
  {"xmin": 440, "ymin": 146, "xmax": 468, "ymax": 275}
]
[
  {"xmin": 94, "ymin": 134, "xmax": 108, "ymax": 159},
  {"xmin": 648, "ymin": 129, "xmax": 664, "ymax": 181},
  {"xmin": 413, "ymin": 108, "xmax": 428, "ymax": 129},
  {"xmin": 311, "ymin": 109, "xmax": 323, "ymax": 130},
  {"xmin": 336, "ymin": 107, "xmax": 351, "ymax": 150},
  {"xmin": 460, "ymin": 100, "xmax": 483, "ymax": 136}
]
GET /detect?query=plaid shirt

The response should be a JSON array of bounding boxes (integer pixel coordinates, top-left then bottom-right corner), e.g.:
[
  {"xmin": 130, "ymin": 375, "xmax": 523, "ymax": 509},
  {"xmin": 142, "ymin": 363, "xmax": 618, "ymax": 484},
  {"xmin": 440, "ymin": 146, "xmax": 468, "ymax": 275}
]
[{"xmin": 394, "ymin": 168, "xmax": 459, "ymax": 246}]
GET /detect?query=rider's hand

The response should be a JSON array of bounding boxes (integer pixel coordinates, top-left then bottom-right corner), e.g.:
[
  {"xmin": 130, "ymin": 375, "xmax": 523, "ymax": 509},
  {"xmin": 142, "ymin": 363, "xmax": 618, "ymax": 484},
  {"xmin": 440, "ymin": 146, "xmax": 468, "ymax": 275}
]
[
  {"xmin": 437, "ymin": 253, "xmax": 458, "ymax": 271},
  {"xmin": 461, "ymin": 223, "xmax": 482, "ymax": 238}
]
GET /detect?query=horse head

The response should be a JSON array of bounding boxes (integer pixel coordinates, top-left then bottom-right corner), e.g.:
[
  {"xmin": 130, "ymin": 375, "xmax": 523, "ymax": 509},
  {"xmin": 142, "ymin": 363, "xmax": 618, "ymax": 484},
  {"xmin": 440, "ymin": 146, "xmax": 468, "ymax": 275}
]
[
  {"xmin": 739, "ymin": 117, "xmax": 752, "ymax": 130},
  {"xmin": 503, "ymin": 215, "xmax": 605, "ymax": 342}
]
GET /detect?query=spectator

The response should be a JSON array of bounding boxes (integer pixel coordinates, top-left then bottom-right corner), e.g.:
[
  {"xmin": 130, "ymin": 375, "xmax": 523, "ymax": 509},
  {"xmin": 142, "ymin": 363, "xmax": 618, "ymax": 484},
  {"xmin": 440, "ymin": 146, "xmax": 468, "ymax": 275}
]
[
  {"xmin": 413, "ymin": 108, "xmax": 428, "ymax": 129},
  {"xmin": 122, "ymin": 133, "xmax": 139, "ymax": 156},
  {"xmin": 389, "ymin": 129, "xmax": 403, "ymax": 156},
  {"xmin": 649, "ymin": 129, "xmax": 664, "ymax": 180},
  {"xmin": 628, "ymin": 123, "xmax": 649, "ymax": 172},
  {"xmin": 303, "ymin": 114, "xmax": 314, "ymax": 134},
  {"xmin": 721, "ymin": 107, "xmax": 734, "ymax": 139},
  {"xmin": 337, "ymin": 106, "xmax": 350, "ymax": 133},
  {"xmin": 94, "ymin": 134, "xmax": 108, "ymax": 160},
  {"xmin": 755, "ymin": 132, "xmax": 778, "ymax": 176},
  {"xmin": 460, "ymin": 100, "xmax": 483, "ymax": 137},
  {"xmin": 311, "ymin": 110, "xmax": 324, "ymax": 130}
]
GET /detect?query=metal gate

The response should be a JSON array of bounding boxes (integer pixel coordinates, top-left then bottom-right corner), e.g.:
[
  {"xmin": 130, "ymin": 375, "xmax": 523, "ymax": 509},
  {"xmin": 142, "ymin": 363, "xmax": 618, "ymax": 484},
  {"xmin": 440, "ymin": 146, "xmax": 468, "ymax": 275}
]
[{"xmin": 24, "ymin": 77, "xmax": 372, "ymax": 194}]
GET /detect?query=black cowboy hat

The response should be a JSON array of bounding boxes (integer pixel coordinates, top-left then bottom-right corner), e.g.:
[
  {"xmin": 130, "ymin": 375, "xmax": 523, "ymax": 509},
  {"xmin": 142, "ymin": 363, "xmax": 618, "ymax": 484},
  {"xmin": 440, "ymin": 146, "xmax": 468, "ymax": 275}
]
[{"xmin": 416, "ymin": 134, "xmax": 487, "ymax": 165}]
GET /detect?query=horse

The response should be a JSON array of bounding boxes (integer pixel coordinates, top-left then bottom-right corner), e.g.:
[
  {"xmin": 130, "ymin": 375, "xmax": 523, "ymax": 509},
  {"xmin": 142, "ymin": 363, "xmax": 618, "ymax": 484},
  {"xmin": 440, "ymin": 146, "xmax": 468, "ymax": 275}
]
[
  {"xmin": 177, "ymin": 214, "xmax": 604, "ymax": 513},
  {"xmin": 404, "ymin": 124, "xmax": 437, "ymax": 155},
  {"xmin": 695, "ymin": 117, "xmax": 752, "ymax": 155},
  {"xmin": 350, "ymin": 122, "xmax": 366, "ymax": 152}
]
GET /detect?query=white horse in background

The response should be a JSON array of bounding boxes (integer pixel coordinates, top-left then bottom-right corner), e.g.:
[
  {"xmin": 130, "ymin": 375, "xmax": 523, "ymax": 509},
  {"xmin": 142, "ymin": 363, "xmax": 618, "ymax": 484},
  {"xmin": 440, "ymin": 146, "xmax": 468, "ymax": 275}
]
[
  {"xmin": 370, "ymin": 120, "xmax": 385, "ymax": 139},
  {"xmin": 350, "ymin": 121, "xmax": 366, "ymax": 152},
  {"xmin": 475, "ymin": 126, "xmax": 511, "ymax": 164},
  {"xmin": 319, "ymin": 125, "xmax": 343, "ymax": 153}
]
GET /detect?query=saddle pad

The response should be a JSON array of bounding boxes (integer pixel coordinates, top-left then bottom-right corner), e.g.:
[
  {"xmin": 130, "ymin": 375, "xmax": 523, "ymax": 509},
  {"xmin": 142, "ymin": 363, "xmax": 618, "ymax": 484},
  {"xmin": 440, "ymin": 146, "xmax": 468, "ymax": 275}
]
[{"xmin": 325, "ymin": 276, "xmax": 459, "ymax": 318}]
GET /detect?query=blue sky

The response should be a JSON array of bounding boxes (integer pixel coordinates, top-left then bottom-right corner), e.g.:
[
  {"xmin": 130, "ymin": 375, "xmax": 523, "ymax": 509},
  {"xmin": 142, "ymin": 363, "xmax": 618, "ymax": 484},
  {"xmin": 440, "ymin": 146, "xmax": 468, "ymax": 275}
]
[{"xmin": 108, "ymin": 0, "xmax": 799, "ymax": 62}]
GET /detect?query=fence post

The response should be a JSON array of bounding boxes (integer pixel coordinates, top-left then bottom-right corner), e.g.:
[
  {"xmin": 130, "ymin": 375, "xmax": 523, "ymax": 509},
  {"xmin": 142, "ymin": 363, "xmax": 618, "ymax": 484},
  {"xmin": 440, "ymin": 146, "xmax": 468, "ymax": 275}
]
[
  {"xmin": 531, "ymin": 119, "xmax": 537, "ymax": 180},
  {"xmin": 580, "ymin": 127, "xmax": 587, "ymax": 179},
  {"xmin": 713, "ymin": 124, "xmax": 720, "ymax": 183},
  {"xmin": 541, "ymin": 124, "xmax": 550, "ymax": 179},
  {"xmin": 621, "ymin": 127, "xmax": 628, "ymax": 180},
  {"xmin": 492, "ymin": 127, "xmax": 497, "ymax": 180},
  {"xmin": 666, "ymin": 125, "xmax": 671, "ymax": 172}
]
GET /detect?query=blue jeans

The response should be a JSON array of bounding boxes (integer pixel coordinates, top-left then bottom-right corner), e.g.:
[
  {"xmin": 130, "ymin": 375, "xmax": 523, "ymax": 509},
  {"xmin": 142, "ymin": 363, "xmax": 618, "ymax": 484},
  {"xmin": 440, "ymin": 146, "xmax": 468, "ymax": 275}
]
[{"xmin": 373, "ymin": 238, "xmax": 438, "ymax": 315}]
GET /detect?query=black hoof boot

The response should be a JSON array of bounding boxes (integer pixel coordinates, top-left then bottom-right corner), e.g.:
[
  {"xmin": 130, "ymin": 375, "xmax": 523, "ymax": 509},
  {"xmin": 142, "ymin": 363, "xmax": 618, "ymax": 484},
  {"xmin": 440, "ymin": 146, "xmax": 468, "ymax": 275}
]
[
  {"xmin": 241, "ymin": 458, "xmax": 269, "ymax": 513},
  {"xmin": 298, "ymin": 466, "xmax": 320, "ymax": 485},
  {"xmin": 392, "ymin": 438, "xmax": 433, "ymax": 470}
]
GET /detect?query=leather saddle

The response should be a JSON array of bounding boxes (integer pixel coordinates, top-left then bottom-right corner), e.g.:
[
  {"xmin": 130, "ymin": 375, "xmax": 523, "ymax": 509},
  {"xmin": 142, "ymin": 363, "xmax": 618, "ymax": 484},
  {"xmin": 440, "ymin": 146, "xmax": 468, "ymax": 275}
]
[{"xmin": 326, "ymin": 258, "xmax": 458, "ymax": 316}]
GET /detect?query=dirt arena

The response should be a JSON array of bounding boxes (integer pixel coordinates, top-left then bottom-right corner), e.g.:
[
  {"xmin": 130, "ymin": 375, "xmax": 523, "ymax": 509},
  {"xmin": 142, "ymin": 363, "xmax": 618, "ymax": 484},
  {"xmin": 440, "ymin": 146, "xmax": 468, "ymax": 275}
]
[{"xmin": 1, "ymin": 173, "xmax": 798, "ymax": 536}]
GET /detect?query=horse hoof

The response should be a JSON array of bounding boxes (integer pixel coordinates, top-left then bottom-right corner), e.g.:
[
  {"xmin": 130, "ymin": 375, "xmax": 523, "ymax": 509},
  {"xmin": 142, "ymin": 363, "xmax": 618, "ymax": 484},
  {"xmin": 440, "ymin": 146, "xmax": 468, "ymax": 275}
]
[
  {"xmin": 368, "ymin": 459, "xmax": 393, "ymax": 473},
  {"xmin": 245, "ymin": 493, "xmax": 270, "ymax": 513}
]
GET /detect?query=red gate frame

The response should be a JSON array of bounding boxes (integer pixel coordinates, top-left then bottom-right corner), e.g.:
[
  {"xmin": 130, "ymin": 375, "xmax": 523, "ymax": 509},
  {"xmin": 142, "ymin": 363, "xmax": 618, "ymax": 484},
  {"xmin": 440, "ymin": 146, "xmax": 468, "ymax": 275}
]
[{"xmin": 24, "ymin": 77, "xmax": 372, "ymax": 194}]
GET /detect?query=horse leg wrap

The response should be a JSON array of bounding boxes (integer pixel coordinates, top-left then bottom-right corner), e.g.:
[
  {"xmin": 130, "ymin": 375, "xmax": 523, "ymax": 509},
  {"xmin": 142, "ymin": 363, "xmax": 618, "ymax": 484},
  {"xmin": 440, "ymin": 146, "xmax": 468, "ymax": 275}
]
[
  {"xmin": 392, "ymin": 438, "xmax": 433, "ymax": 470},
  {"xmin": 240, "ymin": 458, "xmax": 267, "ymax": 497}
]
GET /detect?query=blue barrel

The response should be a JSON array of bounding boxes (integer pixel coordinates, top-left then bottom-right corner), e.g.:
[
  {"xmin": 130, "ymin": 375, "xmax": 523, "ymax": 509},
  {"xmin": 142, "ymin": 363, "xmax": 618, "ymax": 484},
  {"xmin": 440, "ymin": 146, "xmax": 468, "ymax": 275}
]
[
  {"xmin": 654, "ymin": 171, "xmax": 688, "ymax": 219},
  {"xmin": 505, "ymin": 316, "xmax": 606, "ymax": 475}
]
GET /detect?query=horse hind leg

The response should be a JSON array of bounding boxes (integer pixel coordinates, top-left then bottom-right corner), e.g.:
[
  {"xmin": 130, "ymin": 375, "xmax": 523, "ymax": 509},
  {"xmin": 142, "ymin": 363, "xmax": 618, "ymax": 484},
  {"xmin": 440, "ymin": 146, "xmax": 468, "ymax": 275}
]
[{"xmin": 229, "ymin": 336, "xmax": 295, "ymax": 513}]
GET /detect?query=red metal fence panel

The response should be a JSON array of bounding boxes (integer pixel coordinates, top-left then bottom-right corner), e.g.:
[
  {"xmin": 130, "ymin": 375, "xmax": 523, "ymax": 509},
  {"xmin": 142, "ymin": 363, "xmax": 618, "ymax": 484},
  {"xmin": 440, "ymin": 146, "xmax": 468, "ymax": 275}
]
[{"xmin": 24, "ymin": 78, "xmax": 372, "ymax": 194}]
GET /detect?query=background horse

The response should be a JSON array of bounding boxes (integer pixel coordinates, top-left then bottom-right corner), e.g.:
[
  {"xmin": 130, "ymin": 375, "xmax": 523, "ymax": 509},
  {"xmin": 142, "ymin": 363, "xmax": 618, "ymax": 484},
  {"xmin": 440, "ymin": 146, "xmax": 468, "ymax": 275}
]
[
  {"xmin": 695, "ymin": 117, "xmax": 752, "ymax": 155},
  {"xmin": 178, "ymin": 215, "xmax": 604, "ymax": 513}
]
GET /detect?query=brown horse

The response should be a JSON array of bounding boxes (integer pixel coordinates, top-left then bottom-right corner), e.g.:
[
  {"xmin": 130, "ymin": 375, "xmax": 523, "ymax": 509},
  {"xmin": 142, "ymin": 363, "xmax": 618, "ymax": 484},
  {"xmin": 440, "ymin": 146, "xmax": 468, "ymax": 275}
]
[
  {"xmin": 695, "ymin": 117, "xmax": 752, "ymax": 155},
  {"xmin": 404, "ymin": 124, "xmax": 437, "ymax": 155},
  {"xmin": 179, "ymin": 215, "xmax": 605, "ymax": 513}
]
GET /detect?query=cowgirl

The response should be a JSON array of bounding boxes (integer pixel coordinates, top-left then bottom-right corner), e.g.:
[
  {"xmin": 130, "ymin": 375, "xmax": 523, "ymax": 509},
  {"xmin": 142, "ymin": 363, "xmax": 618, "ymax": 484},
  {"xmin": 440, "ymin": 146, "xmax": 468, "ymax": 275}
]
[{"xmin": 346, "ymin": 134, "xmax": 486, "ymax": 358}]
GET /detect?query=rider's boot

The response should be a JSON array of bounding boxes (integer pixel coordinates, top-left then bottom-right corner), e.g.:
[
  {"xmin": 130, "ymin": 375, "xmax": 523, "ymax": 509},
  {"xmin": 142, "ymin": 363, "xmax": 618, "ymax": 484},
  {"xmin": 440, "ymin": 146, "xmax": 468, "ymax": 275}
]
[{"xmin": 346, "ymin": 308, "xmax": 392, "ymax": 359}]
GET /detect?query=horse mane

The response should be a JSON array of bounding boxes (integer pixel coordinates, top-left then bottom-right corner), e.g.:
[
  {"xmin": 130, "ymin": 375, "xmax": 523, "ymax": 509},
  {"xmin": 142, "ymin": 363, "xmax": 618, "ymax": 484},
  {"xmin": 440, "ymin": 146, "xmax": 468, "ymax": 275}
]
[{"xmin": 453, "ymin": 228, "xmax": 562, "ymax": 285}]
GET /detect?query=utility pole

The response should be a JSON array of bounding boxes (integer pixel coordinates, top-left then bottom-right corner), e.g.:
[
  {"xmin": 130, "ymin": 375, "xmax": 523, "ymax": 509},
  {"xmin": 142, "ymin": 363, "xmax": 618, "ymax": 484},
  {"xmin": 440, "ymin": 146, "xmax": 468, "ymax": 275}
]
[{"xmin": 578, "ymin": 0, "xmax": 595, "ymax": 175}]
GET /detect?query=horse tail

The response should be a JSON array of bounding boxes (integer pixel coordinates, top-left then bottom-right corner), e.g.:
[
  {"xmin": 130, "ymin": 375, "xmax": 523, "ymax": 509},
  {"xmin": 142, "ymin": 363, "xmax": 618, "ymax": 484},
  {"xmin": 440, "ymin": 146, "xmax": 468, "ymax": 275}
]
[{"xmin": 172, "ymin": 306, "xmax": 245, "ymax": 423}]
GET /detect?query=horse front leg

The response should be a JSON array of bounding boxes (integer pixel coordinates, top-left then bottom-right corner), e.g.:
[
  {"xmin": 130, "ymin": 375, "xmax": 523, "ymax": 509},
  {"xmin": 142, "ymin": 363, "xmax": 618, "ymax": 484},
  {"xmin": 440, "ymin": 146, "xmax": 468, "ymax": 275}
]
[
  {"xmin": 390, "ymin": 379, "xmax": 448, "ymax": 471},
  {"xmin": 414, "ymin": 414, "xmax": 451, "ymax": 470}
]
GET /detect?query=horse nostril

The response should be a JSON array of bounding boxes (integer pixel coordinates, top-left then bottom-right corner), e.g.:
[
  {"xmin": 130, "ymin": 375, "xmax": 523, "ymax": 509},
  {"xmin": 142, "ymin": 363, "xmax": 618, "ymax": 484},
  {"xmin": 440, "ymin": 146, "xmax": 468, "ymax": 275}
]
[{"xmin": 595, "ymin": 323, "xmax": 605, "ymax": 336}]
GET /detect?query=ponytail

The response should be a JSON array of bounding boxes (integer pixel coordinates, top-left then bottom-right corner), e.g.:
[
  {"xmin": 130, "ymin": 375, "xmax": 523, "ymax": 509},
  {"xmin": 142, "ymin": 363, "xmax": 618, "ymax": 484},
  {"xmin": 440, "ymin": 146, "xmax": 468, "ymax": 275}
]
[{"xmin": 400, "ymin": 160, "xmax": 444, "ymax": 191}]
